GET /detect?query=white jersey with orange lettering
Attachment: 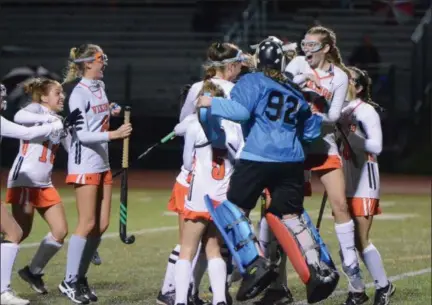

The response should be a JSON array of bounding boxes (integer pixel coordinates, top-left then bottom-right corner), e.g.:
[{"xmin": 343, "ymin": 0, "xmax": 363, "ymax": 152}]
[
  {"xmin": 67, "ymin": 78, "xmax": 111, "ymax": 175},
  {"xmin": 184, "ymin": 118, "xmax": 243, "ymax": 213},
  {"xmin": 286, "ymin": 56, "xmax": 348, "ymax": 156},
  {"xmin": 340, "ymin": 98, "xmax": 382, "ymax": 201},
  {"xmin": 7, "ymin": 103, "xmax": 68, "ymax": 188},
  {"xmin": 179, "ymin": 78, "xmax": 234, "ymax": 122}
]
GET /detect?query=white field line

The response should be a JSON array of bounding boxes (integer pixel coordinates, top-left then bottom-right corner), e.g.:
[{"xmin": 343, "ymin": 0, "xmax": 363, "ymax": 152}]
[
  {"xmin": 292, "ymin": 268, "xmax": 432, "ymax": 305},
  {"xmin": 20, "ymin": 226, "xmax": 178, "ymax": 249}
]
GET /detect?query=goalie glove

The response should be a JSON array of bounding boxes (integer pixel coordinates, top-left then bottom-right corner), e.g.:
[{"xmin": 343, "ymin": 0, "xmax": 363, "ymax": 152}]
[{"xmin": 63, "ymin": 108, "xmax": 84, "ymax": 132}]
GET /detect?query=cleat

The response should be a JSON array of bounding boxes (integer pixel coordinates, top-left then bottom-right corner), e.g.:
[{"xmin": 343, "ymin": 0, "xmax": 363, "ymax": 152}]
[
  {"xmin": 373, "ymin": 282, "xmax": 395, "ymax": 305},
  {"xmin": 341, "ymin": 262, "xmax": 365, "ymax": 293},
  {"xmin": 78, "ymin": 277, "xmax": 98, "ymax": 302},
  {"xmin": 209, "ymin": 284, "xmax": 232, "ymax": 305},
  {"xmin": 253, "ymin": 285, "xmax": 294, "ymax": 305},
  {"xmin": 188, "ymin": 292, "xmax": 211, "ymax": 305},
  {"xmin": 18, "ymin": 265, "xmax": 48, "ymax": 294},
  {"xmin": 91, "ymin": 251, "xmax": 102, "ymax": 266},
  {"xmin": 59, "ymin": 280, "xmax": 89, "ymax": 304},
  {"xmin": 0, "ymin": 289, "xmax": 30, "ymax": 305},
  {"xmin": 156, "ymin": 290, "xmax": 175, "ymax": 305},
  {"xmin": 342, "ymin": 291, "xmax": 369, "ymax": 305}
]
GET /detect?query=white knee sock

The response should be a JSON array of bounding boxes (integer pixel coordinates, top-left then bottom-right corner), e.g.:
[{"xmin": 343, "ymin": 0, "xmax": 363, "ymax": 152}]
[
  {"xmin": 1, "ymin": 242, "xmax": 19, "ymax": 293},
  {"xmin": 65, "ymin": 235, "xmax": 86, "ymax": 283},
  {"xmin": 208, "ymin": 258, "xmax": 227, "ymax": 305},
  {"xmin": 191, "ymin": 252, "xmax": 207, "ymax": 295},
  {"xmin": 175, "ymin": 259, "xmax": 192, "ymax": 305},
  {"xmin": 283, "ymin": 217, "xmax": 319, "ymax": 266},
  {"xmin": 362, "ymin": 244, "xmax": 389, "ymax": 289},
  {"xmin": 29, "ymin": 232, "xmax": 63, "ymax": 275},
  {"xmin": 161, "ymin": 244, "xmax": 180, "ymax": 294},
  {"xmin": 335, "ymin": 220, "xmax": 358, "ymax": 267}
]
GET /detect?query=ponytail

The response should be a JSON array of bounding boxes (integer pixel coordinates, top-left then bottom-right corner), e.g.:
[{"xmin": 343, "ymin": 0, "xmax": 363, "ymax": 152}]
[
  {"xmin": 63, "ymin": 47, "xmax": 81, "ymax": 83},
  {"xmin": 22, "ymin": 77, "xmax": 58, "ymax": 102},
  {"xmin": 328, "ymin": 45, "xmax": 351, "ymax": 79}
]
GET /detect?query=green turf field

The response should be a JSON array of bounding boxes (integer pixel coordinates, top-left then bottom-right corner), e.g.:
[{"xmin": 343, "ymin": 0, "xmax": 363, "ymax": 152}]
[{"xmin": 4, "ymin": 188, "xmax": 431, "ymax": 305}]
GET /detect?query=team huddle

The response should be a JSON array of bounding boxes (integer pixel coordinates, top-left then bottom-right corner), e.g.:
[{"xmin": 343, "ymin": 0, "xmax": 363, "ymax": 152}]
[{"xmin": 0, "ymin": 25, "xmax": 393, "ymax": 305}]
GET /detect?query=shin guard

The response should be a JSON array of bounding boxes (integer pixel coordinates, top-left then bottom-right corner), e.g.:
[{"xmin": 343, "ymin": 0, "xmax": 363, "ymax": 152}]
[
  {"xmin": 204, "ymin": 196, "xmax": 277, "ymax": 301},
  {"xmin": 302, "ymin": 211, "xmax": 336, "ymax": 269},
  {"xmin": 266, "ymin": 212, "xmax": 339, "ymax": 304}
]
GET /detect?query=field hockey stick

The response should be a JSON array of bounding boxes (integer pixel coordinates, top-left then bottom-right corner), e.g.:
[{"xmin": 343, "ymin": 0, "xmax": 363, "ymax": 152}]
[
  {"xmin": 119, "ymin": 106, "xmax": 135, "ymax": 245},
  {"xmin": 316, "ymin": 191, "xmax": 328, "ymax": 232},
  {"xmin": 112, "ymin": 131, "xmax": 176, "ymax": 178}
]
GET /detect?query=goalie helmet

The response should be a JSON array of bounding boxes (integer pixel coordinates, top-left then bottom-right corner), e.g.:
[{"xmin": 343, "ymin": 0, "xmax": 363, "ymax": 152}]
[
  {"xmin": 255, "ymin": 38, "xmax": 286, "ymax": 72},
  {"xmin": 0, "ymin": 84, "xmax": 7, "ymax": 111}
]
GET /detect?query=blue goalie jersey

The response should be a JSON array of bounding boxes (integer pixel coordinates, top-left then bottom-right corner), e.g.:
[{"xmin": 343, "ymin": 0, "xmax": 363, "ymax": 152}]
[{"xmin": 211, "ymin": 72, "xmax": 322, "ymax": 163}]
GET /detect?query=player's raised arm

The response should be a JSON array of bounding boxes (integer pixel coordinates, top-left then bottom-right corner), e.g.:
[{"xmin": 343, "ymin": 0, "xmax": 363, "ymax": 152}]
[
  {"xmin": 197, "ymin": 74, "xmax": 260, "ymax": 122},
  {"xmin": 1, "ymin": 116, "xmax": 63, "ymax": 141},
  {"xmin": 14, "ymin": 107, "xmax": 59, "ymax": 126}
]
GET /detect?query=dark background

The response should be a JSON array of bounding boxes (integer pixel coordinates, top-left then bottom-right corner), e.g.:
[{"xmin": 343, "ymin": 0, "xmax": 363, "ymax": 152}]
[{"xmin": 0, "ymin": 0, "xmax": 431, "ymax": 175}]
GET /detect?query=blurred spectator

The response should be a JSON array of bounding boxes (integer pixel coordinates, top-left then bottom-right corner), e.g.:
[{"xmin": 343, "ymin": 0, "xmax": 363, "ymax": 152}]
[{"xmin": 349, "ymin": 34, "xmax": 381, "ymax": 82}]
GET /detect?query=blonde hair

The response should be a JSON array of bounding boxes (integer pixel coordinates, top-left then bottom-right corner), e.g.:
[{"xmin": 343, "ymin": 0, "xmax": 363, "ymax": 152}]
[
  {"xmin": 198, "ymin": 80, "xmax": 225, "ymax": 98},
  {"xmin": 63, "ymin": 44, "xmax": 101, "ymax": 83},
  {"xmin": 263, "ymin": 68, "xmax": 287, "ymax": 84},
  {"xmin": 284, "ymin": 49, "xmax": 297, "ymax": 63},
  {"xmin": 307, "ymin": 26, "xmax": 351, "ymax": 78},
  {"xmin": 23, "ymin": 78, "xmax": 60, "ymax": 102}
]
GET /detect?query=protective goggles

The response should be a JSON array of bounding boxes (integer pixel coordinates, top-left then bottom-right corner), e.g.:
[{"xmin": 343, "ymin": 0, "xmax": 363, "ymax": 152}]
[
  {"xmin": 73, "ymin": 52, "xmax": 108, "ymax": 65},
  {"xmin": 301, "ymin": 39, "xmax": 323, "ymax": 53},
  {"xmin": 206, "ymin": 50, "xmax": 246, "ymax": 67}
]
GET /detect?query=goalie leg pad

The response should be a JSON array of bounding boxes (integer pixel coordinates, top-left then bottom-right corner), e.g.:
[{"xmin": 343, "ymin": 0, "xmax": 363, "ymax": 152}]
[
  {"xmin": 266, "ymin": 212, "xmax": 339, "ymax": 304},
  {"xmin": 301, "ymin": 210, "xmax": 336, "ymax": 269},
  {"xmin": 265, "ymin": 213, "xmax": 311, "ymax": 284},
  {"xmin": 204, "ymin": 196, "xmax": 277, "ymax": 300}
]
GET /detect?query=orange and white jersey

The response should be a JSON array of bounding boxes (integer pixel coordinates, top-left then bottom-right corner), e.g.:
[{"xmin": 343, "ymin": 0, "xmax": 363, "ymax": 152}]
[
  {"xmin": 179, "ymin": 78, "xmax": 234, "ymax": 122},
  {"xmin": 184, "ymin": 118, "xmax": 243, "ymax": 214},
  {"xmin": 7, "ymin": 103, "xmax": 67, "ymax": 188},
  {"xmin": 340, "ymin": 98, "xmax": 382, "ymax": 203},
  {"xmin": 286, "ymin": 56, "xmax": 348, "ymax": 156},
  {"xmin": 67, "ymin": 78, "xmax": 111, "ymax": 175},
  {"xmin": 174, "ymin": 113, "xmax": 199, "ymax": 186}
]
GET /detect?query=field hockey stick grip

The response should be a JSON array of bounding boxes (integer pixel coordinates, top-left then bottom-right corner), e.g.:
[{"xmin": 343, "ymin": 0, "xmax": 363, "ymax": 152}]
[
  {"xmin": 160, "ymin": 131, "xmax": 176, "ymax": 143},
  {"xmin": 122, "ymin": 107, "xmax": 131, "ymax": 169}
]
